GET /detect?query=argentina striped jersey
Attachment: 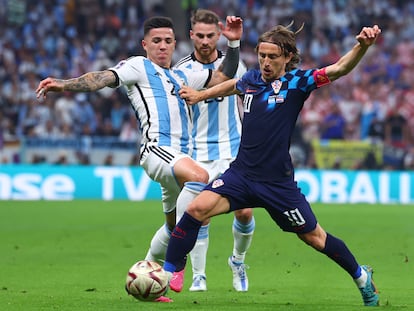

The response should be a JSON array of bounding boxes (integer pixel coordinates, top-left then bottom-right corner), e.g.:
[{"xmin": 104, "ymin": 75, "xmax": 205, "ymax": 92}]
[
  {"xmin": 174, "ymin": 51, "xmax": 247, "ymax": 161},
  {"xmin": 110, "ymin": 56, "xmax": 210, "ymax": 154}
]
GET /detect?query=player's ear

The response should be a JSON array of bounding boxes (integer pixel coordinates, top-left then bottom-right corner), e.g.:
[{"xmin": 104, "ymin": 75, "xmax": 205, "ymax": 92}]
[{"xmin": 285, "ymin": 52, "xmax": 293, "ymax": 64}]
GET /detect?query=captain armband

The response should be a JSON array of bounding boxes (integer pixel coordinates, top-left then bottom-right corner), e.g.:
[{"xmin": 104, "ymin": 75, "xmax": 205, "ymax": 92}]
[{"xmin": 313, "ymin": 67, "xmax": 331, "ymax": 88}]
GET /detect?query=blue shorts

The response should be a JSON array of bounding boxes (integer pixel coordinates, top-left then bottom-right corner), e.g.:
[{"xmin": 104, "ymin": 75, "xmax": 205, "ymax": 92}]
[{"xmin": 204, "ymin": 167, "xmax": 317, "ymax": 234}]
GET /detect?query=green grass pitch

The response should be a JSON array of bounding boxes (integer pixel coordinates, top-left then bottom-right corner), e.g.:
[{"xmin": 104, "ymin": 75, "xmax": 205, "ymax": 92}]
[{"xmin": 0, "ymin": 200, "xmax": 413, "ymax": 310}]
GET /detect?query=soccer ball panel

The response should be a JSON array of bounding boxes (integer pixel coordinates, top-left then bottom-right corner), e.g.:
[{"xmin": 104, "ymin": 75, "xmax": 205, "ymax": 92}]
[{"xmin": 125, "ymin": 260, "xmax": 169, "ymax": 301}]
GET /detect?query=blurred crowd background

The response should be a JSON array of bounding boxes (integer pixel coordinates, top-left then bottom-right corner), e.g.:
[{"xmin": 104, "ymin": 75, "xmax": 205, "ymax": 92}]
[{"xmin": 1, "ymin": 0, "xmax": 414, "ymax": 169}]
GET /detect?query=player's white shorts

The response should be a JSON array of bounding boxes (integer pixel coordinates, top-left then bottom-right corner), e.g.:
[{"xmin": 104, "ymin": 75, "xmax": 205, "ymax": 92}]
[
  {"xmin": 140, "ymin": 145, "xmax": 191, "ymax": 214},
  {"xmin": 198, "ymin": 158, "xmax": 235, "ymax": 183}
]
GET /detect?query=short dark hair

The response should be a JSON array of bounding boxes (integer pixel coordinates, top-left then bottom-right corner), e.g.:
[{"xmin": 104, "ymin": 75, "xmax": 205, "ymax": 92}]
[
  {"xmin": 143, "ymin": 16, "xmax": 174, "ymax": 36},
  {"xmin": 190, "ymin": 9, "xmax": 220, "ymax": 27}
]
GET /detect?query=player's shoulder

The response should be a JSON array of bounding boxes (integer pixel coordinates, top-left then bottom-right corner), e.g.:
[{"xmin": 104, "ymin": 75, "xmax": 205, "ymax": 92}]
[
  {"xmin": 284, "ymin": 68, "xmax": 316, "ymax": 80},
  {"xmin": 283, "ymin": 68, "xmax": 319, "ymax": 91},
  {"xmin": 113, "ymin": 55, "xmax": 145, "ymax": 69},
  {"xmin": 241, "ymin": 69, "xmax": 261, "ymax": 82},
  {"xmin": 236, "ymin": 69, "xmax": 265, "ymax": 93},
  {"xmin": 123, "ymin": 55, "xmax": 146, "ymax": 64},
  {"xmin": 174, "ymin": 54, "xmax": 195, "ymax": 69}
]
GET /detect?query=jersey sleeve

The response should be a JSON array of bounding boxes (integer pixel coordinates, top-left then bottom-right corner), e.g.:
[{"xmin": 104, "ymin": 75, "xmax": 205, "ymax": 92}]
[
  {"xmin": 235, "ymin": 70, "xmax": 259, "ymax": 94},
  {"xmin": 109, "ymin": 56, "xmax": 144, "ymax": 87}
]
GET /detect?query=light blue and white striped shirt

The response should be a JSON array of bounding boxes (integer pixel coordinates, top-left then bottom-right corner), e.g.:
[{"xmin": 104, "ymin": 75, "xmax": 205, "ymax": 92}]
[
  {"xmin": 110, "ymin": 56, "xmax": 210, "ymax": 155},
  {"xmin": 175, "ymin": 51, "xmax": 247, "ymax": 161}
]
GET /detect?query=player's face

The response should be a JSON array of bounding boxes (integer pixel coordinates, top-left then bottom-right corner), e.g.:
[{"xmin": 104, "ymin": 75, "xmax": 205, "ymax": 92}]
[
  {"xmin": 142, "ymin": 28, "xmax": 176, "ymax": 68},
  {"xmin": 190, "ymin": 22, "xmax": 220, "ymax": 63},
  {"xmin": 257, "ymin": 42, "xmax": 292, "ymax": 82}
]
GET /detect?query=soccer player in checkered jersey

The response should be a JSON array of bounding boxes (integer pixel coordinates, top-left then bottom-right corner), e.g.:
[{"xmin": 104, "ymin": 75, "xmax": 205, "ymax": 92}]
[
  {"xmin": 166, "ymin": 24, "xmax": 382, "ymax": 306},
  {"xmin": 36, "ymin": 15, "xmax": 243, "ymax": 302},
  {"xmin": 174, "ymin": 9, "xmax": 254, "ymax": 292}
]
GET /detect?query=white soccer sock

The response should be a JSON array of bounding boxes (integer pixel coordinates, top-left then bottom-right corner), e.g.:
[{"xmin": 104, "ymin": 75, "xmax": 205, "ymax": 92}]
[
  {"xmin": 176, "ymin": 182, "xmax": 206, "ymax": 221},
  {"xmin": 232, "ymin": 216, "xmax": 255, "ymax": 263},
  {"xmin": 190, "ymin": 224, "xmax": 209, "ymax": 277},
  {"xmin": 354, "ymin": 266, "xmax": 368, "ymax": 288},
  {"xmin": 144, "ymin": 224, "xmax": 171, "ymax": 265}
]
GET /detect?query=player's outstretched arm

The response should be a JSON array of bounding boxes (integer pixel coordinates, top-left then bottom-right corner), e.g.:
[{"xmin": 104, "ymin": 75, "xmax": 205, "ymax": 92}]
[
  {"xmin": 325, "ymin": 25, "xmax": 381, "ymax": 82},
  {"xmin": 207, "ymin": 16, "xmax": 243, "ymax": 87},
  {"xmin": 36, "ymin": 70, "xmax": 117, "ymax": 98},
  {"xmin": 180, "ymin": 79, "xmax": 239, "ymax": 105}
]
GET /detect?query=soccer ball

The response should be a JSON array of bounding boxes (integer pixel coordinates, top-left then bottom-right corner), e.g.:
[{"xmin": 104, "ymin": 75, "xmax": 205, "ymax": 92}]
[{"xmin": 125, "ymin": 260, "xmax": 169, "ymax": 301}]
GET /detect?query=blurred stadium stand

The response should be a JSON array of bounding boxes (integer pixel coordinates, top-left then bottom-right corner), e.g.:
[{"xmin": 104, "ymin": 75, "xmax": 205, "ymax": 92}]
[{"xmin": 1, "ymin": 0, "xmax": 414, "ymax": 168}]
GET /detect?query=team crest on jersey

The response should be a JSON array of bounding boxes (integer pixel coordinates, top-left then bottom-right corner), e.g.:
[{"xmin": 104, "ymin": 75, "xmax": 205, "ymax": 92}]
[
  {"xmin": 212, "ymin": 178, "xmax": 224, "ymax": 188},
  {"xmin": 271, "ymin": 80, "xmax": 282, "ymax": 94}
]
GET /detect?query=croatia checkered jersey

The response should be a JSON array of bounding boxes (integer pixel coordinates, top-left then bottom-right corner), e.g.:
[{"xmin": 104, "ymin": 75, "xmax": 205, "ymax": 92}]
[
  {"xmin": 232, "ymin": 67, "xmax": 330, "ymax": 181},
  {"xmin": 110, "ymin": 56, "xmax": 211, "ymax": 154},
  {"xmin": 174, "ymin": 51, "xmax": 247, "ymax": 161}
]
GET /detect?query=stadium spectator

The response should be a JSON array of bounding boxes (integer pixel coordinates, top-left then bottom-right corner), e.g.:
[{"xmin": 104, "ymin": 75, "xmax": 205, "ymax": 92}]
[
  {"xmin": 72, "ymin": 93, "xmax": 97, "ymax": 135},
  {"xmin": 110, "ymin": 100, "xmax": 128, "ymax": 134},
  {"xmin": 320, "ymin": 103, "xmax": 346, "ymax": 140},
  {"xmin": 54, "ymin": 92, "xmax": 77, "ymax": 129},
  {"xmin": 34, "ymin": 119, "xmax": 62, "ymax": 139},
  {"xmin": 119, "ymin": 113, "xmax": 140, "ymax": 142},
  {"xmin": 384, "ymin": 105, "xmax": 410, "ymax": 148}
]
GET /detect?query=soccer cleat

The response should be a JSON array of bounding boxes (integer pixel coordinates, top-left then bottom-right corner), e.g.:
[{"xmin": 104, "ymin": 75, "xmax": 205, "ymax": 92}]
[
  {"xmin": 154, "ymin": 296, "xmax": 173, "ymax": 303},
  {"xmin": 358, "ymin": 265, "xmax": 379, "ymax": 306},
  {"xmin": 189, "ymin": 275, "xmax": 207, "ymax": 292},
  {"xmin": 228, "ymin": 256, "xmax": 249, "ymax": 292},
  {"xmin": 169, "ymin": 269, "xmax": 185, "ymax": 292}
]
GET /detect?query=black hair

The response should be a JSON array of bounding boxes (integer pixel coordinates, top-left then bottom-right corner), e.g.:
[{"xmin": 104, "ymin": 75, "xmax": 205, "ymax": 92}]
[{"xmin": 143, "ymin": 16, "xmax": 174, "ymax": 36}]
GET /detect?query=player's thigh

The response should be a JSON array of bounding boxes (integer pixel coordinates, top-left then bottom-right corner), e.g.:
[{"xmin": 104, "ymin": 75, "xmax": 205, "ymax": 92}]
[
  {"xmin": 141, "ymin": 146, "xmax": 185, "ymax": 213},
  {"xmin": 261, "ymin": 181, "xmax": 317, "ymax": 234},
  {"xmin": 199, "ymin": 158, "xmax": 233, "ymax": 182},
  {"xmin": 173, "ymin": 157, "xmax": 209, "ymax": 185},
  {"xmin": 141, "ymin": 146, "xmax": 187, "ymax": 187}
]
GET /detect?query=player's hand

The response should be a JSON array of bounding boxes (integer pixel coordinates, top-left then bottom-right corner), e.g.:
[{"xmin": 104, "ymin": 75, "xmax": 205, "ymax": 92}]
[
  {"xmin": 356, "ymin": 25, "xmax": 381, "ymax": 47},
  {"xmin": 219, "ymin": 16, "xmax": 243, "ymax": 41},
  {"xmin": 179, "ymin": 85, "xmax": 203, "ymax": 105},
  {"xmin": 36, "ymin": 77, "xmax": 65, "ymax": 99}
]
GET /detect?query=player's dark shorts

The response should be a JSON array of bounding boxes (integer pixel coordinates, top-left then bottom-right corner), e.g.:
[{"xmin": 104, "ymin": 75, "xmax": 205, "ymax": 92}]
[{"xmin": 204, "ymin": 167, "xmax": 317, "ymax": 234}]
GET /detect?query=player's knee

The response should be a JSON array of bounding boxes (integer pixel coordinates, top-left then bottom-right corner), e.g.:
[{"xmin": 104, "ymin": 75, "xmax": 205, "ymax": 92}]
[
  {"xmin": 192, "ymin": 167, "xmax": 209, "ymax": 184},
  {"xmin": 187, "ymin": 201, "xmax": 209, "ymax": 222},
  {"xmin": 234, "ymin": 208, "xmax": 253, "ymax": 223}
]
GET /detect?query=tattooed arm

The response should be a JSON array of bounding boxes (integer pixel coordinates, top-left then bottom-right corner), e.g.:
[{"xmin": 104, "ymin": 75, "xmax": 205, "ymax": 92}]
[{"xmin": 36, "ymin": 70, "xmax": 117, "ymax": 98}]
